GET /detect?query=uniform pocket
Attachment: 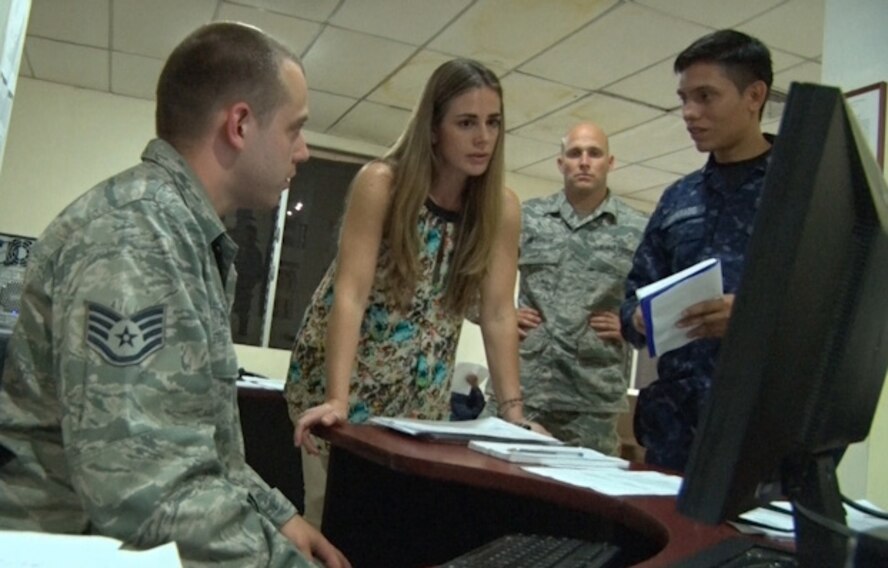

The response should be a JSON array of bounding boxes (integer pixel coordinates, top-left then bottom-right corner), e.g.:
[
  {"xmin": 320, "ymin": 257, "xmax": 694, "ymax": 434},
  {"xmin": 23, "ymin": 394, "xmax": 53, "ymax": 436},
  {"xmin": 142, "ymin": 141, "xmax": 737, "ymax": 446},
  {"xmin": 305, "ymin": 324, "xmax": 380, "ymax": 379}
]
[{"xmin": 662, "ymin": 208, "xmax": 706, "ymax": 262}]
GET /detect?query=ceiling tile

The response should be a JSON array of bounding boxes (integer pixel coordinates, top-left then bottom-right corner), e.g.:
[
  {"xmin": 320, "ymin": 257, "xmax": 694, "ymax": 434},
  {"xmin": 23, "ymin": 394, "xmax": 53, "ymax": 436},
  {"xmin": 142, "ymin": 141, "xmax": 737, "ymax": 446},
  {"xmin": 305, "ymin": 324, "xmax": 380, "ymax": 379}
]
[
  {"xmin": 773, "ymin": 61, "xmax": 822, "ymax": 94},
  {"xmin": 328, "ymin": 101, "xmax": 411, "ymax": 147},
  {"xmin": 302, "ymin": 27, "xmax": 415, "ymax": 98},
  {"xmin": 770, "ymin": 48, "xmax": 805, "ymax": 74},
  {"xmin": 508, "ymin": 171, "xmax": 560, "ymax": 202},
  {"xmin": 635, "ymin": 0, "xmax": 784, "ymax": 29},
  {"xmin": 609, "ymin": 113, "xmax": 691, "ymax": 163},
  {"xmin": 26, "ymin": 36, "xmax": 108, "ymax": 91},
  {"xmin": 739, "ymin": 0, "xmax": 825, "ymax": 58},
  {"xmin": 640, "ymin": 145, "xmax": 705, "ymax": 175},
  {"xmin": 505, "ymin": 134, "xmax": 560, "ymax": 172},
  {"xmin": 226, "ymin": 0, "xmax": 339, "ymax": 21},
  {"xmin": 501, "ymin": 72, "xmax": 587, "ymax": 130},
  {"xmin": 512, "ymin": 93, "xmax": 662, "ymax": 144},
  {"xmin": 331, "ymin": 0, "xmax": 471, "ymax": 45},
  {"xmin": 626, "ymin": 183, "xmax": 671, "ymax": 205},
  {"xmin": 111, "ymin": 52, "xmax": 164, "ymax": 100},
  {"xmin": 605, "ymin": 57, "xmax": 680, "ymax": 110},
  {"xmin": 367, "ymin": 50, "xmax": 455, "ymax": 110},
  {"xmin": 305, "ymin": 90, "xmax": 358, "ymax": 132},
  {"xmin": 608, "ymin": 164, "xmax": 680, "ymax": 195},
  {"xmin": 429, "ymin": 0, "xmax": 617, "ymax": 70},
  {"xmin": 515, "ymin": 159, "xmax": 563, "ymax": 183},
  {"xmin": 28, "ymin": 0, "xmax": 110, "ymax": 48},
  {"xmin": 521, "ymin": 3, "xmax": 709, "ymax": 90},
  {"xmin": 112, "ymin": 0, "xmax": 216, "ymax": 59},
  {"xmin": 217, "ymin": 3, "xmax": 322, "ymax": 56}
]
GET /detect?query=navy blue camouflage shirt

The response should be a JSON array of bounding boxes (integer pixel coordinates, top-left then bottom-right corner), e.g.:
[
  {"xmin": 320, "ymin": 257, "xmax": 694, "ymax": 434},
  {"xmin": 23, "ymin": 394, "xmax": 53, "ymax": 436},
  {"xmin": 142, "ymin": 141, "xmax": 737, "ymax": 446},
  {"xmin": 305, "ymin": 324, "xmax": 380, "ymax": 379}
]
[{"xmin": 620, "ymin": 136, "xmax": 774, "ymax": 471}]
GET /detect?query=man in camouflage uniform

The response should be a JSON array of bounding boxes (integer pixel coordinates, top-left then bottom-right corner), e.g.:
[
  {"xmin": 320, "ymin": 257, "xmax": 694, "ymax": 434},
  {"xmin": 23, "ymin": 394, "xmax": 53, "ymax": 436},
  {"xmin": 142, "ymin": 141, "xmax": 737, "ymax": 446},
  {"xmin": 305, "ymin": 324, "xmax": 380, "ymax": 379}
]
[
  {"xmin": 0, "ymin": 23, "xmax": 350, "ymax": 568},
  {"xmin": 517, "ymin": 122, "xmax": 647, "ymax": 455},
  {"xmin": 620, "ymin": 30, "xmax": 774, "ymax": 473}
]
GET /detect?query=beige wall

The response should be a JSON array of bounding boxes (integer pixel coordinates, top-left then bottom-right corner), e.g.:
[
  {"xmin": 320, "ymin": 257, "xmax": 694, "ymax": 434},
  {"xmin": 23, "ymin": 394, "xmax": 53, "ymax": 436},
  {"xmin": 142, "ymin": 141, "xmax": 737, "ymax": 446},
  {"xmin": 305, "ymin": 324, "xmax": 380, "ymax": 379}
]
[{"xmin": 823, "ymin": 0, "xmax": 888, "ymax": 509}]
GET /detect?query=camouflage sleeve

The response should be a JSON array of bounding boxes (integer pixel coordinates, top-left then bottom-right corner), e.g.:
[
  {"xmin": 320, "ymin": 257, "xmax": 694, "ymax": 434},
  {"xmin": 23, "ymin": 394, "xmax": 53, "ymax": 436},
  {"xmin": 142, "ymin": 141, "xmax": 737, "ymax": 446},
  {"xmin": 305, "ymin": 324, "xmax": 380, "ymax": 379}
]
[
  {"xmin": 621, "ymin": 204, "xmax": 670, "ymax": 349},
  {"xmin": 53, "ymin": 221, "xmax": 305, "ymax": 565}
]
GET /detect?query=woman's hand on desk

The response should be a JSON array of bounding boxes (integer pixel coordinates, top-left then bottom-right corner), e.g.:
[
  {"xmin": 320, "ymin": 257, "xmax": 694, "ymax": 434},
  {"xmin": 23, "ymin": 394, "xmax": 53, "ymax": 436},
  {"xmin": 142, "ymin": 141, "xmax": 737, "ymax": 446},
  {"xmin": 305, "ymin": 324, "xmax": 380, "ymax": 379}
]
[
  {"xmin": 280, "ymin": 514, "xmax": 352, "ymax": 568},
  {"xmin": 294, "ymin": 400, "xmax": 348, "ymax": 454},
  {"xmin": 525, "ymin": 421, "xmax": 553, "ymax": 437}
]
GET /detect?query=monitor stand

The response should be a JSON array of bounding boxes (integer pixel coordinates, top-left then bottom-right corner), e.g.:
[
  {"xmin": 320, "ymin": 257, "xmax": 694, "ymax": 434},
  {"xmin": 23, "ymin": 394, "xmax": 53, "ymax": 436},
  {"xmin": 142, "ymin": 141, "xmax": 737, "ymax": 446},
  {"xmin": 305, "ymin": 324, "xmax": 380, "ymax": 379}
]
[
  {"xmin": 784, "ymin": 452, "xmax": 848, "ymax": 567},
  {"xmin": 674, "ymin": 452, "xmax": 854, "ymax": 568}
]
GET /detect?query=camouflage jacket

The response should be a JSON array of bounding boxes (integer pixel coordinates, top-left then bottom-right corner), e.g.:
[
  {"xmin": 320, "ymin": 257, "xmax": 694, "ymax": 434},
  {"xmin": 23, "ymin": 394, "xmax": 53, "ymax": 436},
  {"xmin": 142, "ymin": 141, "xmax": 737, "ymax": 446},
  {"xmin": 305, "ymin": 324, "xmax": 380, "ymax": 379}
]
[
  {"xmin": 0, "ymin": 140, "xmax": 310, "ymax": 567},
  {"xmin": 518, "ymin": 191, "xmax": 647, "ymax": 412}
]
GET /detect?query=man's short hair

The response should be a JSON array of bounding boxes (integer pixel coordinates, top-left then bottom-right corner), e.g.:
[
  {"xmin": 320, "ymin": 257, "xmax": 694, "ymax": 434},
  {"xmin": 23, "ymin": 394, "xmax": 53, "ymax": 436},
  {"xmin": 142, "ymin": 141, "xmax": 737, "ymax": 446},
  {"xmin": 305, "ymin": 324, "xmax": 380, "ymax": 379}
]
[
  {"xmin": 156, "ymin": 22, "xmax": 301, "ymax": 149},
  {"xmin": 674, "ymin": 29, "xmax": 773, "ymax": 97}
]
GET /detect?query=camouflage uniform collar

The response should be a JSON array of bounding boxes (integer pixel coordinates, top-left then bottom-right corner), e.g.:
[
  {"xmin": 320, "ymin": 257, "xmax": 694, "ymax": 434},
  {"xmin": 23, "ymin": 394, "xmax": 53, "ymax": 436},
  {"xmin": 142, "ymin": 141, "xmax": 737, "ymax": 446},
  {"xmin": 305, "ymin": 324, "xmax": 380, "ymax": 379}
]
[
  {"xmin": 555, "ymin": 189, "xmax": 619, "ymax": 228},
  {"xmin": 141, "ymin": 138, "xmax": 228, "ymax": 243}
]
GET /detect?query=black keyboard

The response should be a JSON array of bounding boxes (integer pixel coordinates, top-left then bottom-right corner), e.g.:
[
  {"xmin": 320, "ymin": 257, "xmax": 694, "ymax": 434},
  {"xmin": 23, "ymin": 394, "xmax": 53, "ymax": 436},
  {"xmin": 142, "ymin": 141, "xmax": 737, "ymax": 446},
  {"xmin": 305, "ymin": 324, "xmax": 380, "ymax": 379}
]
[{"xmin": 439, "ymin": 534, "xmax": 621, "ymax": 568}]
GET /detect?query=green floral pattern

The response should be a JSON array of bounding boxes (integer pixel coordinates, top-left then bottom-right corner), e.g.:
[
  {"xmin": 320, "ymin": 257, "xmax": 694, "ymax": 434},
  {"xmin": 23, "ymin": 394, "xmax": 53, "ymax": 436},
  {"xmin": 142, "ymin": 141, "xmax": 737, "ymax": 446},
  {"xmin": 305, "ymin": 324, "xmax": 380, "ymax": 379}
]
[{"xmin": 285, "ymin": 201, "xmax": 464, "ymax": 422}]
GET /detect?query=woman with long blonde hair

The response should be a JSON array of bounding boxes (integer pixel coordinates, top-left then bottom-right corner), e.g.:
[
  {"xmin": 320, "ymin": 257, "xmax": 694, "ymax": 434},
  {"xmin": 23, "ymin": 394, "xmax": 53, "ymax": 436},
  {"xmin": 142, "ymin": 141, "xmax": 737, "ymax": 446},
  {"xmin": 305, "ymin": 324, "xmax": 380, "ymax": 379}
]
[{"xmin": 285, "ymin": 59, "xmax": 546, "ymax": 527}]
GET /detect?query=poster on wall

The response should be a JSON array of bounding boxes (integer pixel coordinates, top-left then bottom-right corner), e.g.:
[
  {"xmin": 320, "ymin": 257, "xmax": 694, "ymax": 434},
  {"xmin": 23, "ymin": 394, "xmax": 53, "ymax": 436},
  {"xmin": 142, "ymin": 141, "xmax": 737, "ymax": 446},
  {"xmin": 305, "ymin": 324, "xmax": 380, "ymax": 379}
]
[{"xmin": 846, "ymin": 82, "xmax": 886, "ymax": 170}]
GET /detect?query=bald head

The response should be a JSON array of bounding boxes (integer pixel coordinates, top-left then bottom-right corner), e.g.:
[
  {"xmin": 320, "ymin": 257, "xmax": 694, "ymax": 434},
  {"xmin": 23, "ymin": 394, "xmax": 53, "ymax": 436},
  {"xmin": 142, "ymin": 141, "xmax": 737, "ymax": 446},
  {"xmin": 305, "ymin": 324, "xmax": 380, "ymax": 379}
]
[
  {"xmin": 561, "ymin": 122, "xmax": 609, "ymax": 155},
  {"xmin": 557, "ymin": 122, "xmax": 614, "ymax": 200}
]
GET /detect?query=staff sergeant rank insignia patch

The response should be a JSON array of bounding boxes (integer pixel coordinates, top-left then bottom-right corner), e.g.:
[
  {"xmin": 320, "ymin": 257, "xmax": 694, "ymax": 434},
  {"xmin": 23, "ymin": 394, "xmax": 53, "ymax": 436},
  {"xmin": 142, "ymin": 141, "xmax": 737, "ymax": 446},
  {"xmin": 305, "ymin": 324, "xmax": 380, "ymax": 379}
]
[{"xmin": 86, "ymin": 302, "xmax": 166, "ymax": 366}]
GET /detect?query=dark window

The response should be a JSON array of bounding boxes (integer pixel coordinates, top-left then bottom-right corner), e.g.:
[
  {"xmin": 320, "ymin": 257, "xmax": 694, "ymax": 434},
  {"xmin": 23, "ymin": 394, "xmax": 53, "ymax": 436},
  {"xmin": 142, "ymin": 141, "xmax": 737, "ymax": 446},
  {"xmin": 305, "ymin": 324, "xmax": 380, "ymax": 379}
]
[{"xmin": 224, "ymin": 151, "xmax": 365, "ymax": 349}]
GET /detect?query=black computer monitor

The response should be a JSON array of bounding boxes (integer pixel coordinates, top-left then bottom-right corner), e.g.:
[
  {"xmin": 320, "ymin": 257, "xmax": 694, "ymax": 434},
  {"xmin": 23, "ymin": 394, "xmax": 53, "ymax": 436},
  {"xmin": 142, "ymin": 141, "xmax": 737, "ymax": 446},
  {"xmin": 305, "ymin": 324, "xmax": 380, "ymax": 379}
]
[{"xmin": 677, "ymin": 83, "xmax": 888, "ymax": 566}]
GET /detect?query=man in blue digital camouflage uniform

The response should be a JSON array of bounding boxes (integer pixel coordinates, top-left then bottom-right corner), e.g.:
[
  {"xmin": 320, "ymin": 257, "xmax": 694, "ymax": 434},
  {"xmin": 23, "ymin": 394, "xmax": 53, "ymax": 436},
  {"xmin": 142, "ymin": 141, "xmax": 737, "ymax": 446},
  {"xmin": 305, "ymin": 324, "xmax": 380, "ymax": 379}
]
[
  {"xmin": 620, "ymin": 30, "xmax": 775, "ymax": 472},
  {"xmin": 517, "ymin": 122, "xmax": 647, "ymax": 455},
  {"xmin": 0, "ymin": 23, "xmax": 350, "ymax": 568}
]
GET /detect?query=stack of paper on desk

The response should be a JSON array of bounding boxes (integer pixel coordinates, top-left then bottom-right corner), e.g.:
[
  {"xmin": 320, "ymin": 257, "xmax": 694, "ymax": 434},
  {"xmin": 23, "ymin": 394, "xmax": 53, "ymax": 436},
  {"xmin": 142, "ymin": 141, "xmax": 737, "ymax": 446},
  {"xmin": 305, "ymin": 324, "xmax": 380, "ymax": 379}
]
[
  {"xmin": 468, "ymin": 441, "xmax": 629, "ymax": 468},
  {"xmin": 368, "ymin": 416, "xmax": 562, "ymax": 445},
  {"xmin": 636, "ymin": 258, "xmax": 723, "ymax": 357},
  {"xmin": 523, "ymin": 467, "xmax": 682, "ymax": 496}
]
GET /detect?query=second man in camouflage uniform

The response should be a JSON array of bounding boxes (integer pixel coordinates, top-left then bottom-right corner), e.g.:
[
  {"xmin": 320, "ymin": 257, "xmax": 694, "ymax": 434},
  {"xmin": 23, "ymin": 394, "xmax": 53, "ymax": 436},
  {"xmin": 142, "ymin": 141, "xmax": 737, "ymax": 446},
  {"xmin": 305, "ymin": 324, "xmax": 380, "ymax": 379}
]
[{"xmin": 517, "ymin": 123, "xmax": 647, "ymax": 455}]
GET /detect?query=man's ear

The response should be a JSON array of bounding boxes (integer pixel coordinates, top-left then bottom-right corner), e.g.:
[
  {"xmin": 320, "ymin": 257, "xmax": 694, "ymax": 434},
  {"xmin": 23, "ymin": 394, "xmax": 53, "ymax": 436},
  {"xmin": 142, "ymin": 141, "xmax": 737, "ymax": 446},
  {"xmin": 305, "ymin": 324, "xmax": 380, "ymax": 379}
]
[
  {"xmin": 746, "ymin": 80, "xmax": 768, "ymax": 115},
  {"xmin": 225, "ymin": 103, "xmax": 252, "ymax": 149}
]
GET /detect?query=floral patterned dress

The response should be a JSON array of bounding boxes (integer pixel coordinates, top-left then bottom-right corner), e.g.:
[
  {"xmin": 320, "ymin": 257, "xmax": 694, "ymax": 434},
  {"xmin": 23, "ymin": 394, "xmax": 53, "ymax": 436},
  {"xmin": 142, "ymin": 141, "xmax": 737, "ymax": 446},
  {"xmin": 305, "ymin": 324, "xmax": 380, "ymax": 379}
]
[{"xmin": 285, "ymin": 200, "xmax": 465, "ymax": 423}]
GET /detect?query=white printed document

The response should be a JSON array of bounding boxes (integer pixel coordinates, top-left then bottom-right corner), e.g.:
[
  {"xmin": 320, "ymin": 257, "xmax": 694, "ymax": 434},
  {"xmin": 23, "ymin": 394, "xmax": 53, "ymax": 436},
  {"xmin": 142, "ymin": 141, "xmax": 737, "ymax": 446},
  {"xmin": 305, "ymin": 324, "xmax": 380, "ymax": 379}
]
[
  {"xmin": 636, "ymin": 258, "xmax": 723, "ymax": 357},
  {"xmin": 368, "ymin": 416, "xmax": 562, "ymax": 445},
  {"xmin": 0, "ymin": 531, "xmax": 181, "ymax": 567},
  {"xmin": 732, "ymin": 500, "xmax": 888, "ymax": 541},
  {"xmin": 468, "ymin": 441, "xmax": 629, "ymax": 468},
  {"xmin": 523, "ymin": 466, "xmax": 682, "ymax": 496}
]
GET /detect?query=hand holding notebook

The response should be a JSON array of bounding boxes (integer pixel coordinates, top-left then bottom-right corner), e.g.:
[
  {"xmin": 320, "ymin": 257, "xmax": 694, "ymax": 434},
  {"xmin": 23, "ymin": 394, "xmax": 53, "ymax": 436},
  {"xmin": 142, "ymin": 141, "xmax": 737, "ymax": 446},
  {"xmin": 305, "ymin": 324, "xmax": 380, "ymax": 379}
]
[{"xmin": 636, "ymin": 258, "xmax": 723, "ymax": 357}]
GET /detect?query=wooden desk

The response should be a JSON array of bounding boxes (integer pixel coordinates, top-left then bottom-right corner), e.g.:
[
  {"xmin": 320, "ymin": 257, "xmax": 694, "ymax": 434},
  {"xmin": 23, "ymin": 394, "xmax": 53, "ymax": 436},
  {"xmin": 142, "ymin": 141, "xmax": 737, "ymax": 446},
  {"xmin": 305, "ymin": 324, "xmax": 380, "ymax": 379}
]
[{"xmin": 318, "ymin": 424, "xmax": 740, "ymax": 567}]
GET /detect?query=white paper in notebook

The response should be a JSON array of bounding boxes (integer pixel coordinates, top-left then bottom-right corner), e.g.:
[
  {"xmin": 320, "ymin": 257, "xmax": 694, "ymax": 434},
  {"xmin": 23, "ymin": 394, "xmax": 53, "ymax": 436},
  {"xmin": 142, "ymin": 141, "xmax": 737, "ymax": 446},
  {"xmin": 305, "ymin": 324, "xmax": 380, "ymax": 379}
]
[{"xmin": 636, "ymin": 258, "xmax": 723, "ymax": 357}]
